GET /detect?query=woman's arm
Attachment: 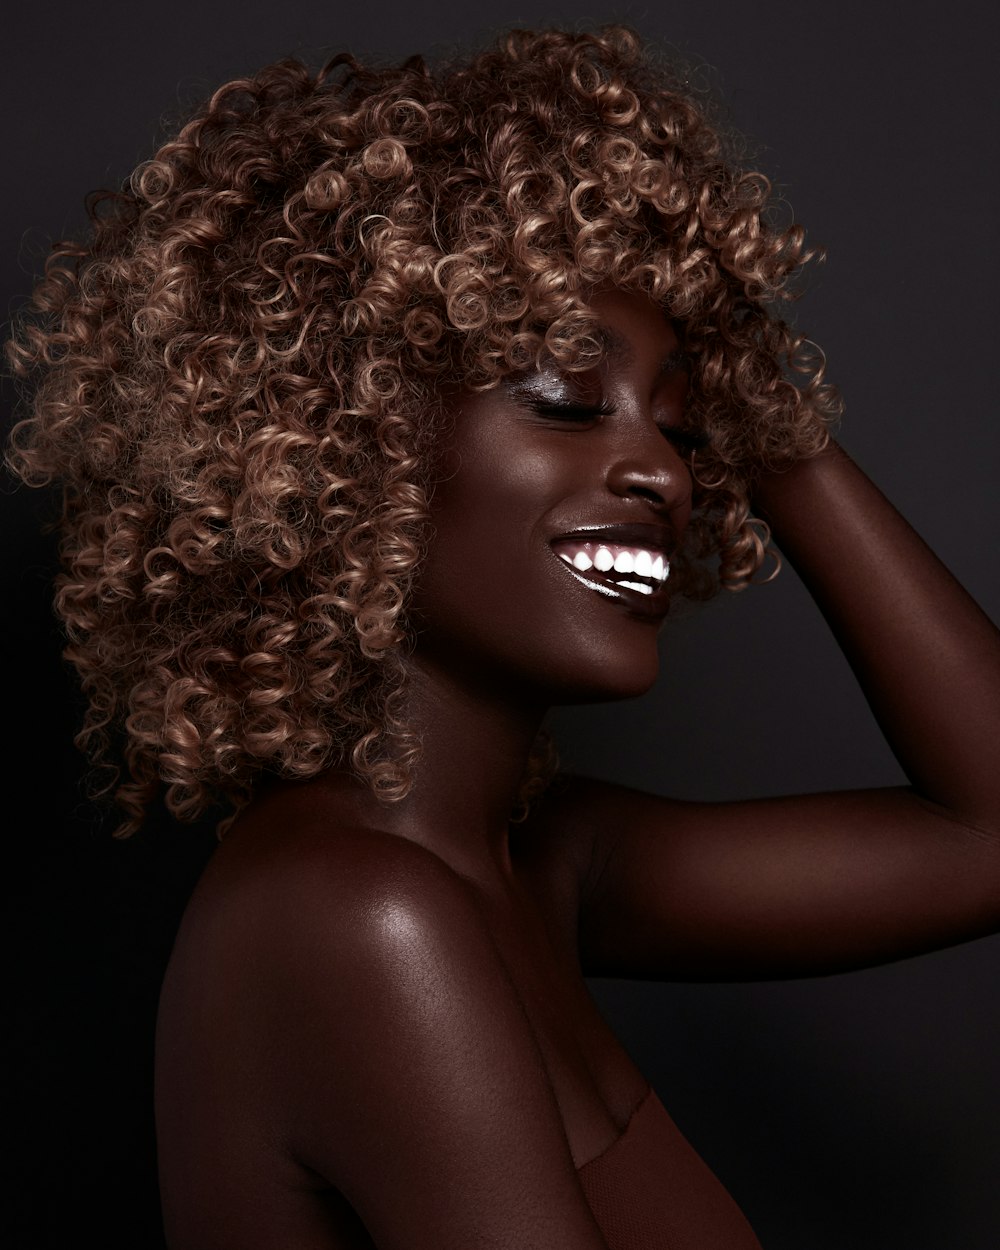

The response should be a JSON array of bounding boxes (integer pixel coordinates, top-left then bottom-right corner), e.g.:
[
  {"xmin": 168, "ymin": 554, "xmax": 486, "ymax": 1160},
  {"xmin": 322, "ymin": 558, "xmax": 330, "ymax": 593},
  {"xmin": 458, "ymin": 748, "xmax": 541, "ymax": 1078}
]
[
  {"xmin": 534, "ymin": 442, "xmax": 1000, "ymax": 980},
  {"xmin": 753, "ymin": 440, "xmax": 1000, "ymax": 826}
]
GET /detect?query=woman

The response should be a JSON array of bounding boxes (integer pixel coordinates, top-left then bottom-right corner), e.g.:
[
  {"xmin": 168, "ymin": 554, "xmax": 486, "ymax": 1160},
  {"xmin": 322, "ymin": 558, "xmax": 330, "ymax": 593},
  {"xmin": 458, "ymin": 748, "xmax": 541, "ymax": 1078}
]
[{"xmin": 8, "ymin": 26, "xmax": 999, "ymax": 1249}]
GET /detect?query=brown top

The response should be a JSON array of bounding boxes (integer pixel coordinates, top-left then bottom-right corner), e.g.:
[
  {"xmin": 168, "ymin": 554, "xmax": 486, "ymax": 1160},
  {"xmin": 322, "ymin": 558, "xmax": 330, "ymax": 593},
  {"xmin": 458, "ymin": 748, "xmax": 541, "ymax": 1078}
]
[{"xmin": 577, "ymin": 1089, "xmax": 762, "ymax": 1250}]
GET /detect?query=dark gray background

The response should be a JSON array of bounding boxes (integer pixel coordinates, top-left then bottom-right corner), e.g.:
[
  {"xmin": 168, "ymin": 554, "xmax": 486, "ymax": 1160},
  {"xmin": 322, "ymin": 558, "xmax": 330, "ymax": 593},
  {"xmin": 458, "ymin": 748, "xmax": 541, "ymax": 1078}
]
[{"xmin": 4, "ymin": 1, "xmax": 998, "ymax": 1247}]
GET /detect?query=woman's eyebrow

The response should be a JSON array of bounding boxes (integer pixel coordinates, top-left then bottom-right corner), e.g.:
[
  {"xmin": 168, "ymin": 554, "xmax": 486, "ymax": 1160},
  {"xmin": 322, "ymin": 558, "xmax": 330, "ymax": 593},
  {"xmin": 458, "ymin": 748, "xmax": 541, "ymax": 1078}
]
[
  {"xmin": 595, "ymin": 328, "xmax": 690, "ymax": 377},
  {"xmin": 595, "ymin": 327, "xmax": 632, "ymax": 362}
]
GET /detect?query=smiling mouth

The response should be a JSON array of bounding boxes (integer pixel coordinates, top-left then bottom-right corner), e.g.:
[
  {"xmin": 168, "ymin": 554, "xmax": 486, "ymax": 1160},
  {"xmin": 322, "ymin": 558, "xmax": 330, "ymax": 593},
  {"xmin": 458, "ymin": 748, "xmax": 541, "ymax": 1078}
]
[
  {"xmin": 549, "ymin": 532, "xmax": 673, "ymax": 617},
  {"xmin": 555, "ymin": 540, "xmax": 669, "ymax": 594}
]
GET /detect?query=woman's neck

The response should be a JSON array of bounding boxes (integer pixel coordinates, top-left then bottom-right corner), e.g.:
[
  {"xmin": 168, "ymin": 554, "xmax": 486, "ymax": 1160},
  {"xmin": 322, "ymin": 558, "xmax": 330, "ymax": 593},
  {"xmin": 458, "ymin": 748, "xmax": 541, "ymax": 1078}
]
[{"xmin": 313, "ymin": 655, "xmax": 547, "ymax": 883}]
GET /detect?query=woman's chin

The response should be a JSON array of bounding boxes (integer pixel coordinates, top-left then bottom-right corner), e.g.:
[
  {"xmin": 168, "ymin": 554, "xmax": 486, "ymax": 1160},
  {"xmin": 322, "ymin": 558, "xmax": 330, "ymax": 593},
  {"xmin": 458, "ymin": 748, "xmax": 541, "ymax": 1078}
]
[{"xmin": 543, "ymin": 649, "xmax": 661, "ymax": 707}]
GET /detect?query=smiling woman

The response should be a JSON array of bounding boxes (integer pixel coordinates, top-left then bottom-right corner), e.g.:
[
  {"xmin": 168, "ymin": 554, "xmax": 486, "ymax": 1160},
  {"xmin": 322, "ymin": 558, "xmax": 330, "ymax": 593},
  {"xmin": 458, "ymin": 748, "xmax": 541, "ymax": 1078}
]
[
  {"xmin": 6, "ymin": 24, "xmax": 1000, "ymax": 1250},
  {"xmin": 7, "ymin": 28, "xmax": 835, "ymax": 834},
  {"xmin": 411, "ymin": 292, "xmax": 697, "ymax": 705}
]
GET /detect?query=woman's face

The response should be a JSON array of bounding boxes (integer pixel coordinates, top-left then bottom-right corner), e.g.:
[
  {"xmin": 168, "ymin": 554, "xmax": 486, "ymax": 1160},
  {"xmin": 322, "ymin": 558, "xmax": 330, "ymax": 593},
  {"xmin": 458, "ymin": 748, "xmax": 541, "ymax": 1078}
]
[{"xmin": 411, "ymin": 289, "xmax": 696, "ymax": 704}]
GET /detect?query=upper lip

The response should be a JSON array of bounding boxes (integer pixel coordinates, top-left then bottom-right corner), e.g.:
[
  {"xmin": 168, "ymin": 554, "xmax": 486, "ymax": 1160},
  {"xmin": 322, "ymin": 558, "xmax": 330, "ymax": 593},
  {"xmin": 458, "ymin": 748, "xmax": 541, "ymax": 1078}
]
[{"xmin": 549, "ymin": 522, "xmax": 678, "ymax": 555}]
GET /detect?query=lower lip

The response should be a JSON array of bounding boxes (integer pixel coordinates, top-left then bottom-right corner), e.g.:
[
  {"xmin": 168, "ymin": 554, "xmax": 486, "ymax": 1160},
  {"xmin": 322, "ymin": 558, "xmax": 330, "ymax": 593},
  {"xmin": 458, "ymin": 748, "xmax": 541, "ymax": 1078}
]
[{"xmin": 551, "ymin": 553, "xmax": 671, "ymax": 622}]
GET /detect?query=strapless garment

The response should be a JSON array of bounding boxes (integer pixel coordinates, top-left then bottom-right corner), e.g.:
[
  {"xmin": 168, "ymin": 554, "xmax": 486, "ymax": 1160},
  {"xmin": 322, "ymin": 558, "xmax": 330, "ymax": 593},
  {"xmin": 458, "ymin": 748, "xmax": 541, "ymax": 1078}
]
[{"xmin": 576, "ymin": 1088, "xmax": 763, "ymax": 1250}]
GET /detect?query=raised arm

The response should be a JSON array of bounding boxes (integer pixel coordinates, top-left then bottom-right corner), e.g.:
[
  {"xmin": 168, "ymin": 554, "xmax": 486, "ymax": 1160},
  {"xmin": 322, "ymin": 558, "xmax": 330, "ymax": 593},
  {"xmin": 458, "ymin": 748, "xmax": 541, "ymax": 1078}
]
[
  {"xmin": 543, "ymin": 442, "xmax": 1000, "ymax": 980},
  {"xmin": 753, "ymin": 440, "xmax": 1000, "ymax": 826}
]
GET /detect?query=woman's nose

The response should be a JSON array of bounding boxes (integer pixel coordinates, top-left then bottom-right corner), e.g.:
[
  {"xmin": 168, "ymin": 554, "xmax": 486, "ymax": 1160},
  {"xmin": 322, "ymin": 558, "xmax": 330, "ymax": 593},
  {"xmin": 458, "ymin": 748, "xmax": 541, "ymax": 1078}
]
[{"xmin": 605, "ymin": 430, "xmax": 693, "ymax": 516}]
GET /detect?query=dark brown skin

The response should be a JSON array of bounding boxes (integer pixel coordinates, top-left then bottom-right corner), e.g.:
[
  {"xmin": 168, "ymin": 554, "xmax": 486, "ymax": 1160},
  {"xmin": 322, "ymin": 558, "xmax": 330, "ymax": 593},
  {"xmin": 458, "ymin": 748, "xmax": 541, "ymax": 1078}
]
[{"xmin": 155, "ymin": 291, "xmax": 1000, "ymax": 1249}]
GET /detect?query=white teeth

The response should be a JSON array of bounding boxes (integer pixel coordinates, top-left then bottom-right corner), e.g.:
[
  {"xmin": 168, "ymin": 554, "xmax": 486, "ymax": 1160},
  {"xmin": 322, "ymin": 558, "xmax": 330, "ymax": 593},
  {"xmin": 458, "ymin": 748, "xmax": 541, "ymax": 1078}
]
[{"xmin": 555, "ymin": 541, "xmax": 671, "ymax": 588}]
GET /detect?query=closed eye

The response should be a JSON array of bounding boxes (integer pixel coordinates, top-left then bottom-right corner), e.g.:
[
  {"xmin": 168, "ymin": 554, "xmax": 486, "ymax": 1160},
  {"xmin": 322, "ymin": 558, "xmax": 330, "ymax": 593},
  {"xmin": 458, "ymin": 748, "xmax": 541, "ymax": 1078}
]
[{"xmin": 529, "ymin": 400, "xmax": 615, "ymax": 420}]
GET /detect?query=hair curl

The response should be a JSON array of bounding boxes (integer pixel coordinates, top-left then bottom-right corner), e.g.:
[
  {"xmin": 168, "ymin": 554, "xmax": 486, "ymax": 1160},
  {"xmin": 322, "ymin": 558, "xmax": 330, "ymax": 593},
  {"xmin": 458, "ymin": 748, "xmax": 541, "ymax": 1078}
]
[{"xmin": 7, "ymin": 26, "xmax": 839, "ymax": 834}]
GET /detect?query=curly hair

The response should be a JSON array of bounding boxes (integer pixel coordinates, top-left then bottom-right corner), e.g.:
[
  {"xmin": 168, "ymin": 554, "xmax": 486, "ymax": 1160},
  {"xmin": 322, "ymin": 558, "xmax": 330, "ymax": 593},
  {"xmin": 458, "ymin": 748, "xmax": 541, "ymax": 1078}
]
[{"xmin": 7, "ymin": 26, "xmax": 838, "ymax": 834}]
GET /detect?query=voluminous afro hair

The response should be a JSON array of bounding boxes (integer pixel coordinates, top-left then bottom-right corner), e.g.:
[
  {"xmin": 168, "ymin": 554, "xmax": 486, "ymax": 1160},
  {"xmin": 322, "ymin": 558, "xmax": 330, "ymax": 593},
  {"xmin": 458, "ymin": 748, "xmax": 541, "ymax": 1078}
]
[{"xmin": 8, "ymin": 26, "xmax": 838, "ymax": 834}]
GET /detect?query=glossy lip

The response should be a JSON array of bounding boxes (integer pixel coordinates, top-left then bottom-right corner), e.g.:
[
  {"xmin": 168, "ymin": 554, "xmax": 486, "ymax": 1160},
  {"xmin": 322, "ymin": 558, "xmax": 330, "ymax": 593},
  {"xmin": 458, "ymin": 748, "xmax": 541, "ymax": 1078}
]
[
  {"xmin": 548, "ymin": 522, "xmax": 676, "ymax": 621},
  {"xmin": 550, "ymin": 522, "xmax": 677, "ymax": 553}
]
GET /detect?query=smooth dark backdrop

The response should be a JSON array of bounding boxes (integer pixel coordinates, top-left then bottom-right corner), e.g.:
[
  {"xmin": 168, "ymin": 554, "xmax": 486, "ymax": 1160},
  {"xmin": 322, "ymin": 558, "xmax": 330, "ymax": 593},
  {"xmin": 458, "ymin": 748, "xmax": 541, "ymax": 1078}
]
[{"xmin": 4, "ymin": 2, "xmax": 998, "ymax": 1247}]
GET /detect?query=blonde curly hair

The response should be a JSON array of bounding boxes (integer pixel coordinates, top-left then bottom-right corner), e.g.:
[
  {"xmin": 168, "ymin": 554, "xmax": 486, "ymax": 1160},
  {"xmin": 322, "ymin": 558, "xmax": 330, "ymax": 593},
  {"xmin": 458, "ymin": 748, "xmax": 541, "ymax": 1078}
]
[{"xmin": 7, "ymin": 26, "xmax": 838, "ymax": 834}]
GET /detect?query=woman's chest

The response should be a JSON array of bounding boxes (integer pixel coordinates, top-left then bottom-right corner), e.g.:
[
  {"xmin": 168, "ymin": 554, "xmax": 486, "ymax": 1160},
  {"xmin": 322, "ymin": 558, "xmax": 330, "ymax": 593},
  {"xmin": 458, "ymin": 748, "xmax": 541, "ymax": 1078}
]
[{"xmin": 479, "ymin": 869, "xmax": 650, "ymax": 1167}]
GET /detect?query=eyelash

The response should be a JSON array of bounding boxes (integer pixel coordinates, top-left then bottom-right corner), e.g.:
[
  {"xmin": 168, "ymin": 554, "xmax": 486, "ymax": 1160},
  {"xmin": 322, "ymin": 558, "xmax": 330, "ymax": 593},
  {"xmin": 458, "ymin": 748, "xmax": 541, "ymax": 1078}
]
[
  {"xmin": 530, "ymin": 401, "xmax": 709, "ymax": 452},
  {"xmin": 530, "ymin": 400, "xmax": 615, "ymax": 420}
]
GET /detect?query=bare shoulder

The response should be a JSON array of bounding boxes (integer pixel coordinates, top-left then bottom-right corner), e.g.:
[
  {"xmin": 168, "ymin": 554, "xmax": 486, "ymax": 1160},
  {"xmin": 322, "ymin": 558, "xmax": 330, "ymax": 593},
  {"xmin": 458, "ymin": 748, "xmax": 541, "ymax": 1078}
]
[
  {"xmin": 160, "ymin": 798, "xmax": 509, "ymax": 1083},
  {"xmin": 158, "ymin": 792, "xmax": 608, "ymax": 1248},
  {"xmin": 185, "ymin": 802, "xmax": 486, "ymax": 961}
]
